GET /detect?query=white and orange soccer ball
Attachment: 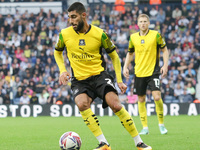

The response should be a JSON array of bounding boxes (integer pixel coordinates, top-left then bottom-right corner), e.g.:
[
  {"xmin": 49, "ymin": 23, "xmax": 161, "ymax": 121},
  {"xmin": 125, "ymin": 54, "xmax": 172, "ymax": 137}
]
[{"xmin": 59, "ymin": 131, "xmax": 82, "ymax": 150}]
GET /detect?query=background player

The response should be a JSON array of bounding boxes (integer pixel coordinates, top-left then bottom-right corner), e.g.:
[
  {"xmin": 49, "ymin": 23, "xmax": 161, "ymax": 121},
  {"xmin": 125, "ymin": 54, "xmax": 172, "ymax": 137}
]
[{"xmin": 123, "ymin": 14, "xmax": 169, "ymax": 135}]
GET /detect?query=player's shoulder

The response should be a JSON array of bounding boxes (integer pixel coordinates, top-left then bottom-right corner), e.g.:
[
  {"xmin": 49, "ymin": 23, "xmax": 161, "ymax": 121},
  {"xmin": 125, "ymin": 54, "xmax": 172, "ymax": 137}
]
[
  {"xmin": 130, "ymin": 31, "xmax": 139, "ymax": 38},
  {"xmin": 149, "ymin": 29, "xmax": 158, "ymax": 33},
  {"xmin": 149, "ymin": 29, "xmax": 160, "ymax": 36},
  {"xmin": 60, "ymin": 26, "xmax": 74, "ymax": 35},
  {"xmin": 90, "ymin": 24, "xmax": 103, "ymax": 32},
  {"xmin": 90, "ymin": 25, "xmax": 104, "ymax": 36}
]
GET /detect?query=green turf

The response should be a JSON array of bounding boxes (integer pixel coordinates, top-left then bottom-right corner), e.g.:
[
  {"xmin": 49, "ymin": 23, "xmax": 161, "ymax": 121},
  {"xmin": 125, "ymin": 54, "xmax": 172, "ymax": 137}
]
[{"xmin": 0, "ymin": 115, "xmax": 200, "ymax": 150}]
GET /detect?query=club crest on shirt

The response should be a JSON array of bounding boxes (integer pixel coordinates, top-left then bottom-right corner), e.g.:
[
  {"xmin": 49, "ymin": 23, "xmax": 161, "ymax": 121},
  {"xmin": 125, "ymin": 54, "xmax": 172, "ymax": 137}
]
[
  {"xmin": 141, "ymin": 39, "xmax": 145, "ymax": 44},
  {"xmin": 79, "ymin": 39, "xmax": 85, "ymax": 46}
]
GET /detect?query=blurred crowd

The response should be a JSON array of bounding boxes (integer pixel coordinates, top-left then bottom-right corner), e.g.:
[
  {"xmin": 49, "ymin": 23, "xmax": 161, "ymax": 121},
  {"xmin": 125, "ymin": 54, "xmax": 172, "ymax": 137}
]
[{"xmin": 0, "ymin": 3, "xmax": 199, "ymax": 105}]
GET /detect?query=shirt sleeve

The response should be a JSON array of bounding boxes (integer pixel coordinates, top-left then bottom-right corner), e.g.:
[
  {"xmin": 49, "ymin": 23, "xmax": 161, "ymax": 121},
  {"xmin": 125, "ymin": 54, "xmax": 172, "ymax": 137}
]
[
  {"xmin": 108, "ymin": 51, "xmax": 122, "ymax": 83},
  {"xmin": 54, "ymin": 31, "xmax": 67, "ymax": 74},
  {"xmin": 101, "ymin": 31, "xmax": 116, "ymax": 53},
  {"xmin": 55, "ymin": 32, "xmax": 65, "ymax": 51},
  {"xmin": 156, "ymin": 32, "xmax": 166, "ymax": 49},
  {"xmin": 128, "ymin": 37, "xmax": 135, "ymax": 52}
]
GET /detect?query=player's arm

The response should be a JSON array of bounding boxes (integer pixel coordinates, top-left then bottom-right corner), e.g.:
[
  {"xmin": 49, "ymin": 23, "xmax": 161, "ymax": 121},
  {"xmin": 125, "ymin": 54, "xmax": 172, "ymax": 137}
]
[
  {"xmin": 101, "ymin": 31, "xmax": 127, "ymax": 93},
  {"xmin": 123, "ymin": 38, "xmax": 135, "ymax": 79},
  {"xmin": 54, "ymin": 32, "xmax": 71, "ymax": 85},
  {"xmin": 157, "ymin": 32, "xmax": 169, "ymax": 77},
  {"xmin": 108, "ymin": 51, "xmax": 122, "ymax": 83},
  {"xmin": 160, "ymin": 46, "xmax": 169, "ymax": 77}
]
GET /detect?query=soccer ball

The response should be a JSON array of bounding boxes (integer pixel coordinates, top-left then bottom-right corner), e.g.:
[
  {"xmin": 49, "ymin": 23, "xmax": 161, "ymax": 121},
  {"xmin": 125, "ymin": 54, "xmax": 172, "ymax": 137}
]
[{"xmin": 59, "ymin": 131, "xmax": 82, "ymax": 150}]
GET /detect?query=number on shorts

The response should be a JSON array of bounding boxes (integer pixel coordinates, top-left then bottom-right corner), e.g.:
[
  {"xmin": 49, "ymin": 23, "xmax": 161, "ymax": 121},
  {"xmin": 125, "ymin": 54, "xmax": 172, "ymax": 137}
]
[
  {"xmin": 105, "ymin": 78, "xmax": 115, "ymax": 89},
  {"xmin": 153, "ymin": 78, "xmax": 160, "ymax": 88}
]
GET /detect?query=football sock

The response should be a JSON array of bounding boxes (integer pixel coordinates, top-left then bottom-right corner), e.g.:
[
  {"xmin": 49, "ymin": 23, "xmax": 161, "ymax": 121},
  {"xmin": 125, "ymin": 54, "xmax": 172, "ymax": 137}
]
[
  {"xmin": 80, "ymin": 108, "xmax": 103, "ymax": 137},
  {"xmin": 155, "ymin": 99, "xmax": 164, "ymax": 124},
  {"xmin": 96, "ymin": 134, "xmax": 109, "ymax": 145},
  {"xmin": 138, "ymin": 101, "xmax": 148, "ymax": 128},
  {"xmin": 133, "ymin": 135, "xmax": 143, "ymax": 146},
  {"xmin": 115, "ymin": 107, "xmax": 139, "ymax": 137}
]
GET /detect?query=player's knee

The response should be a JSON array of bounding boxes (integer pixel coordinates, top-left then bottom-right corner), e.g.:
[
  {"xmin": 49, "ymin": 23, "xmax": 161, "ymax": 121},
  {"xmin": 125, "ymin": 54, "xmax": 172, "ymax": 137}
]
[
  {"xmin": 76, "ymin": 101, "xmax": 90, "ymax": 111},
  {"xmin": 154, "ymin": 95, "xmax": 161, "ymax": 101},
  {"xmin": 110, "ymin": 103, "xmax": 122, "ymax": 113},
  {"xmin": 138, "ymin": 95, "xmax": 146, "ymax": 102}
]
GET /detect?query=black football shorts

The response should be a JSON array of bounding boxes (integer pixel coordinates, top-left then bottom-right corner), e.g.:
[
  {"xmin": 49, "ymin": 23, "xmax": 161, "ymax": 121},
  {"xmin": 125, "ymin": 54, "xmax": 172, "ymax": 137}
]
[
  {"xmin": 71, "ymin": 71, "xmax": 118, "ymax": 108},
  {"xmin": 134, "ymin": 74, "xmax": 161, "ymax": 96}
]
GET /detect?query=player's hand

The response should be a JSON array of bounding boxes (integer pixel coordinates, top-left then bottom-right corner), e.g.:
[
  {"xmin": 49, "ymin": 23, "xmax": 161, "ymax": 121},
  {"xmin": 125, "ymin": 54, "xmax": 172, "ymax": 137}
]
[
  {"xmin": 123, "ymin": 67, "xmax": 129, "ymax": 78},
  {"xmin": 117, "ymin": 82, "xmax": 127, "ymax": 94},
  {"xmin": 59, "ymin": 72, "xmax": 71, "ymax": 85},
  {"xmin": 160, "ymin": 65, "xmax": 168, "ymax": 78}
]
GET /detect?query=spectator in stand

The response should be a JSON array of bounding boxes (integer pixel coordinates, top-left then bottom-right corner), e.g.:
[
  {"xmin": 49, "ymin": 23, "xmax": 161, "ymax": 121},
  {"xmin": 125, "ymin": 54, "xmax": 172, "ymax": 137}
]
[
  {"xmin": 156, "ymin": 7, "xmax": 166, "ymax": 24},
  {"xmin": 3, "ymin": 20, "xmax": 10, "ymax": 36},
  {"xmin": 186, "ymin": 82, "xmax": 196, "ymax": 99},
  {"xmin": 163, "ymin": 82, "xmax": 175, "ymax": 103},
  {"xmin": 145, "ymin": 89, "xmax": 154, "ymax": 103},
  {"xmin": 179, "ymin": 88, "xmax": 193, "ymax": 103},
  {"xmin": 0, "ymin": 14, "xmax": 4, "ymax": 27},
  {"xmin": 12, "ymin": 76, "xmax": 21, "ymax": 94},
  {"xmin": 110, "ymin": 6, "xmax": 119, "ymax": 22},
  {"xmin": 185, "ymin": 62, "xmax": 196, "ymax": 77},
  {"xmin": 127, "ymin": 87, "xmax": 138, "ymax": 104},
  {"xmin": 132, "ymin": 6, "xmax": 142, "ymax": 18},
  {"xmin": 38, "ymin": 89, "xmax": 49, "ymax": 104},
  {"xmin": 20, "ymin": 92, "xmax": 30, "ymax": 104},
  {"xmin": 116, "ymin": 30, "xmax": 128, "ymax": 50},
  {"xmin": 172, "ymin": 7, "xmax": 182, "ymax": 19},
  {"xmin": 93, "ymin": 4, "xmax": 101, "ymax": 17},
  {"xmin": 14, "ymin": 20, "xmax": 25, "ymax": 35},
  {"xmin": 56, "ymin": 91, "xmax": 64, "ymax": 103},
  {"xmin": 30, "ymin": 92, "xmax": 39, "ymax": 104},
  {"xmin": 177, "ymin": 60, "xmax": 188, "ymax": 72},
  {"xmin": 35, "ymin": 75, "xmax": 46, "ymax": 93},
  {"xmin": 24, "ymin": 45, "xmax": 31, "ymax": 58},
  {"xmin": 168, "ymin": 66, "xmax": 179, "ymax": 80},
  {"xmin": 0, "ymin": 47, "xmax": 8, "ymax": 59},
  {"xmin": 142, "ymin": 6, "xmax": 149, "ymax": 16},
  {"xmin": 123, "ymin": 6, "xmax": 132, "ymax": 18},
  {"xmin": 4, "ymin": 93, "xmax": 10, "ymax": 104},
  {"xmin": 24, "ymin": 87, "xmax": 33, "ymax": 98},
  {"xmin": 99, "ymin": 12, "xmax": 109, "ymax": 24},
  {"xmin": 174, "ymin": 84, "xmax": 183, "ymax": 99},
  {"xmin": 2, "ymin": 64, "xmax": 8, "ymax": 76},
  {"xmin": 20, "ymin": 34, "xmax": 27, "ymax": 49},
  {"xmin": 149, "ymin": 7, "xmax": 158, "ymax": 24},
  {"xmin": 63, "ymin": 94, "xmax": 73, "ymax": 104},
  {"xmin": 129, "ymin": 21, "xmax": 139, "ymax": 34},
  {"xmin": 5, "ymin": 71, "xmax": 15, "ymax": 83},
  {"xmin": 47, "ymin": 91, "xmax": 57, "ymax": 104},
  {"xmin": 101, "ymin": 4, "xmax": 110, "ymax": 17},
  {"xmin": 91, "ymin": 14, "xmax": 100, "ymax": 27},
  {"xmin": 28, "ymin": 80, "xmax": 36, "ymax": 92}
]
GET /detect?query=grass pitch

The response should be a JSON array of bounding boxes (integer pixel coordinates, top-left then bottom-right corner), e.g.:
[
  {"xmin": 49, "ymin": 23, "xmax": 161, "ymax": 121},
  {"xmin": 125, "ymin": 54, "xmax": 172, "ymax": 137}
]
[{"xmin": 0, "ymin": 115, "xmax": 200, "ymax": 150}]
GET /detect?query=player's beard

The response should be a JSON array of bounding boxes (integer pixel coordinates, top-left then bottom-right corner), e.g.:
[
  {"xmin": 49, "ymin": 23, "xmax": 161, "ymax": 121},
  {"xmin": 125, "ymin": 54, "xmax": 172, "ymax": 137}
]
[{"xmin": 74, "ymin": 20, "xmax": 84, "ymax": 32}]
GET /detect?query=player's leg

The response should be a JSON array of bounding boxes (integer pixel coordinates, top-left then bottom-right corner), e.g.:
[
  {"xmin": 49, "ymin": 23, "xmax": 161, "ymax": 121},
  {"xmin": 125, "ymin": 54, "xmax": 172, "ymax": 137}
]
[
  {"xmin": 138, "ymin": 95, "xmax": 149, "ymax": 135},
  {"xmin": 106, "ymin": 91, "xmax": 151, "ymax": 150},
  {"xmin": 149, "ymin": 74, "xmax": 167, "ymax": 134},
  {"xmin": 152, "ymin": 91, "xmax": 168, "ymax": 134},
  {"xmin": 134, "ymin": 76, "xmax": 149, "ymax": 135},
  {"xmin": 75, "ymin": 93, "xmax": 109, "ymax": 146}
]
